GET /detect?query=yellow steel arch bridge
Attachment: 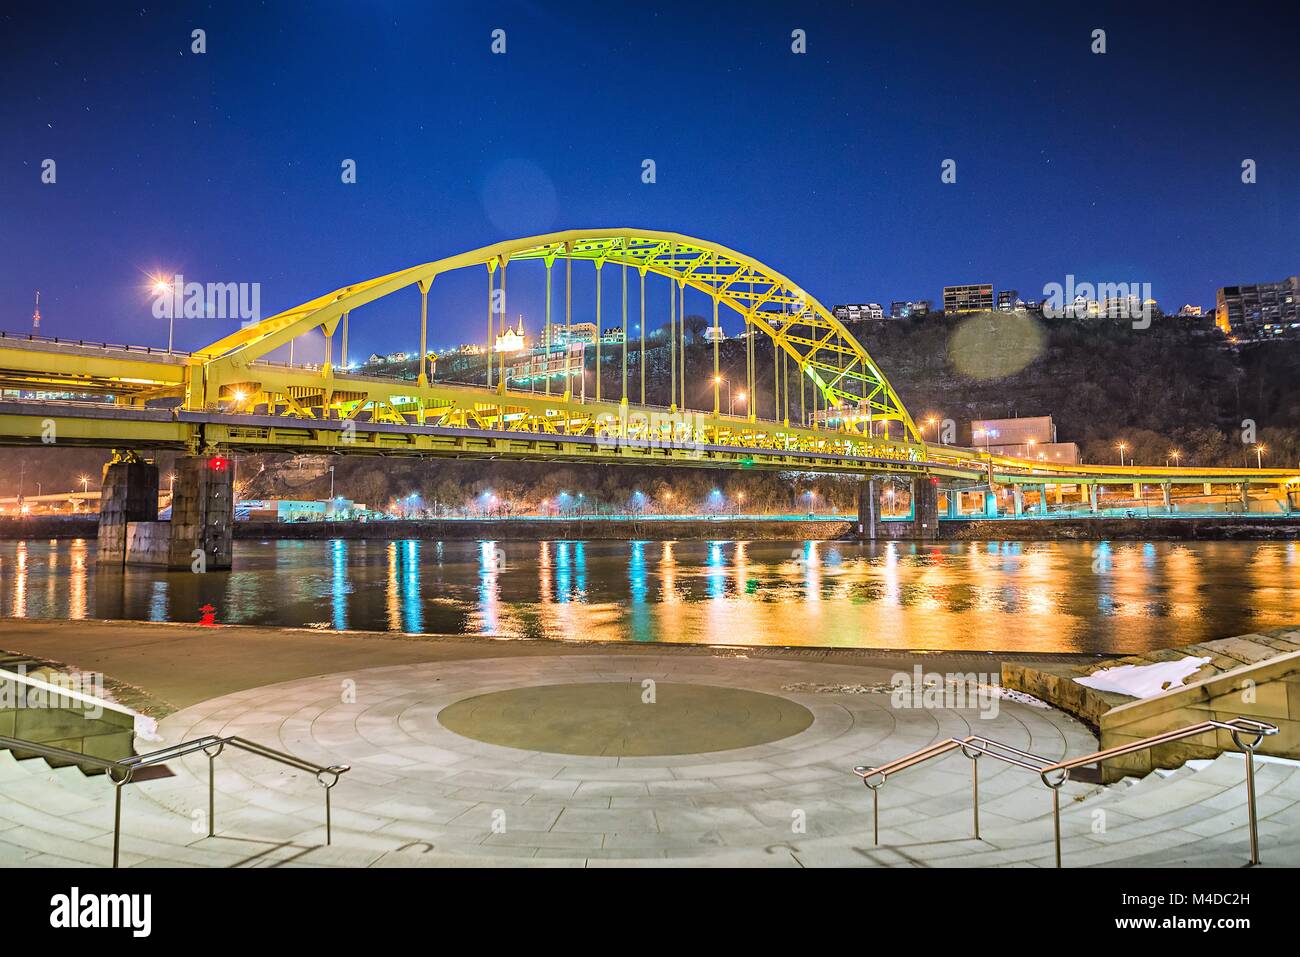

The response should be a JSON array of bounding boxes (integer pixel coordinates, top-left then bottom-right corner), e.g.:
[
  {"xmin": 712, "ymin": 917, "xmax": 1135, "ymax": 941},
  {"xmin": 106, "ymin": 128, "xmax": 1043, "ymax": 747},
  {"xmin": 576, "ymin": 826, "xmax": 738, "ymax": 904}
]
[{"xmin": 0, "ymin": 227, "xmax": 1297, "ymax": 498}]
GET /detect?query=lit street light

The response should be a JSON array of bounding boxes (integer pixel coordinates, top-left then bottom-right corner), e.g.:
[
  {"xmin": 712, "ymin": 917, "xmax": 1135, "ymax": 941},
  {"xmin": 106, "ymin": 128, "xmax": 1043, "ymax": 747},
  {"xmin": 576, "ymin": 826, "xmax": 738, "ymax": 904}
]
[
  {"xmin": 1254, "ymin": 443, "xmax": 1267, "ymax": 468},
  {"xmin": 1116, "ymin": 441, "xmax": 1128, "ymax": 467},
  {"xmin": 1167, "ymin": 449, "xmax": 1181, "ymax": 467},
  {"xmin": 152, "ymin": 276, "xmax": 175, "ymax": 353},
  {"xmin": 714, "ymin": 375, "xmax": 739, "ymax": 415}
]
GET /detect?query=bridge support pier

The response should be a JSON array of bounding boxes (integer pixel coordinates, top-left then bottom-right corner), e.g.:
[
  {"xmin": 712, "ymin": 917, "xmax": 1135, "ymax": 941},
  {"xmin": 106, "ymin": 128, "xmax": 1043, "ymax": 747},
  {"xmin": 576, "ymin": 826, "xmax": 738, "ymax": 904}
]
[
  {"xmin": 1240, "ymin": 482, "xmax": 1250, "ymax": 512},
  {"xmin": 95, "ymin": 453, "xmax": 233, "ymax": 570},
  {"xmin": 1089, "ymin": 484, "xmax": 1099, "ymax": 514},
  {"xmin": 912, "ymin": 477, "xmax": 938, "ymax": 539},
  {"xmin": 1162, "ymin": 482, "xmax": 1173, "ymax": 511},
  {"xmin": 1038, "ymin": 484, "xmax": 1049, "ymax": 516},
  {"xmin": 168, "ymin": 454, "xmax": 234, "ymax": 571},
  {"xmin": 97, "ymin": 458, "xmax": 160, "ymax": 565},
  {"xmin": 856, "ymin": 477, "xmax": 938, "ymax": 540},
  {"xmin": 1012, "ymin": 488, "xmax": 1024, "ymax": 517},
  {"xmin": 855, "ymin": 479, "xmax": 879, "ymax": 541}
]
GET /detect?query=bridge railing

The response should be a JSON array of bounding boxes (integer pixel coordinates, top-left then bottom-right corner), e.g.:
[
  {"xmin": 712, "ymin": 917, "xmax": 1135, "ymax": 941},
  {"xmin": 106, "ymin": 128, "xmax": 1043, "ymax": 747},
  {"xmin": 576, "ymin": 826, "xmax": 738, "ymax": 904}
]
[{"xmin": 0, "ymin": 330, "xmax": 192, "ymax": 357}]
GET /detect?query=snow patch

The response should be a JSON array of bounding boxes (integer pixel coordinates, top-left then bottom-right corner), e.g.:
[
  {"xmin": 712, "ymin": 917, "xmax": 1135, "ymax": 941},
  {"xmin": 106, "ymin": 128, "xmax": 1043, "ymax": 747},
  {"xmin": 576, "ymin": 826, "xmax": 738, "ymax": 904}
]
[{"xmin": 1074, "ymin": 656, "xmax": 1213, "ymax": 699}]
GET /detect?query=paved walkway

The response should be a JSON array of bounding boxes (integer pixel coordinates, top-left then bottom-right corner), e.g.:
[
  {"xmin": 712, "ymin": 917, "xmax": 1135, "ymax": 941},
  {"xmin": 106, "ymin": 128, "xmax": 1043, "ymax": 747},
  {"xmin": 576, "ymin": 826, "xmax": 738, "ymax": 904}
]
[{"xmin": 2, "ymin": 652, "xmax": 1297, "ymax": 867}]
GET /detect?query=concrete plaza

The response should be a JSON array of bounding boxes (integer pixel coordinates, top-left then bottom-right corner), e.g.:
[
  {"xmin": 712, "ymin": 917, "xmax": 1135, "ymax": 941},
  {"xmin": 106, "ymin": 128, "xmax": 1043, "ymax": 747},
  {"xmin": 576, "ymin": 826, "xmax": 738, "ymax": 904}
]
[{"xmin": 1, "ymin": 632, "xmax": 1298, "ymax": 867}]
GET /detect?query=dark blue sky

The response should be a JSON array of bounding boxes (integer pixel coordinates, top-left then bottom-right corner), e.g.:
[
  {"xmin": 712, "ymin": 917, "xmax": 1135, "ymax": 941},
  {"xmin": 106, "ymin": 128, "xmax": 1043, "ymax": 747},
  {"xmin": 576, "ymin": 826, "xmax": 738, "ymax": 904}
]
[{"xmin": 2, "ymin": 0, "xmax": 1297, "ymax": 362}]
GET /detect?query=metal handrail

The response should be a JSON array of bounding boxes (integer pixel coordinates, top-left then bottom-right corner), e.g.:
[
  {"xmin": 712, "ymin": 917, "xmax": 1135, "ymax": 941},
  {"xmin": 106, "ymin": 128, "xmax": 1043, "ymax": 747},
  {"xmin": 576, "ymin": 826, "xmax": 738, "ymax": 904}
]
[
  {"xmin": 852, "ymin": 717, "xmax": 1278, "ymax": 867},
  {"xmin": 855, "ymin": 735, "xmax": 1054, "ymax": 844},
  {"xmin": 0, "ymin": 733, "xmax": 350, "ymax": 867}
]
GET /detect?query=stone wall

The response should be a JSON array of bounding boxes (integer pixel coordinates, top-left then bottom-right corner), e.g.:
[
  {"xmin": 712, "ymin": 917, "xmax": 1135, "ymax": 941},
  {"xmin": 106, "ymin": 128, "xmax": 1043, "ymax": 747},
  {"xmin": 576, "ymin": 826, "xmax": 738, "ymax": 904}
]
[
  {"xmin": 1100, "ymin": 651, "xmax": 1300, "ymax": 780},
  {"xmin": 1003, "ymin": 626, "xmax": 1300, "ymax": 781}
]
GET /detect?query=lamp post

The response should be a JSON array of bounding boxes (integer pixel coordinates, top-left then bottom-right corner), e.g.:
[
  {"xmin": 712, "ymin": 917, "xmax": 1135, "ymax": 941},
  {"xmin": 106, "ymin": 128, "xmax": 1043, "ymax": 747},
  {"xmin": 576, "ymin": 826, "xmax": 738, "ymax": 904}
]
[
  {"xmin": 1116, "ymin": 442, "xmax": 1128, "ymax": 467},
  {"xmin": 714, "ymin": 375, "xmax": 735, "ymax": 415},
  {"xmin": 1254, "ymin": 444, "xmax": 1267, "ymax": 468},
  {"xmin": 152, "ymin": 277, "xmax": 174, "ymax": 353},
  {"xmin": 975, "ymin": 427, "xmax": 997, "ymax": 487}
]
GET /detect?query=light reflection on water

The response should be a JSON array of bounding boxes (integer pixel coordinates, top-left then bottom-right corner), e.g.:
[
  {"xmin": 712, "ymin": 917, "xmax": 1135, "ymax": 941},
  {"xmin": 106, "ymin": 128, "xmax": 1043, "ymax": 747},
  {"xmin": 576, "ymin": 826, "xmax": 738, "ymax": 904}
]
[{"xmin": 0, "ymin": 538, "xmax": 1297, "ymax": 654}]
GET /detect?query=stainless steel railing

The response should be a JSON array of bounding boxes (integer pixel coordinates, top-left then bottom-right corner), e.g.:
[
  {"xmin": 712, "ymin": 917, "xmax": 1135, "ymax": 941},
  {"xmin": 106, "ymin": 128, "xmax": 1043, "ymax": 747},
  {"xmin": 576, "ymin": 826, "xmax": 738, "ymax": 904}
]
[
  {"xmin": 853, "ymin": 717, "xmax": 1278, "ymax": 867},
  {"xmin": 0, "ymin": 733, "xmax": 350, "ymax": 867}
]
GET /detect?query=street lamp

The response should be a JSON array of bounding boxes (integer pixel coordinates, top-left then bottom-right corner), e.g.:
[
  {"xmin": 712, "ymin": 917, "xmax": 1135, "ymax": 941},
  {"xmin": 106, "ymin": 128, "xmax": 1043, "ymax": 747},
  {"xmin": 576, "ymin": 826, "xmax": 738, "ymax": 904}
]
[
  {"xmin": 714, "ymin": 375, "xmax": 736, "ymax": 415},
  {"xmin": 1167, "ymin": 449, "xmax": 1181, "ymax": 467},
  {"xmin": 1254, "ymin": 443, "xmax": 1267, "ymax": 468},
  {"xmin": 152, "ymin": 276, "xmax": 175, "ymax": 353},
  {"xmin": 1116, "ymin": 441, "xmax": 1128, "ymax": 467},
  {"xmin": 925, "ymin": 416, "xmax": 943, "ymax": 444},
  {"xmin": 79, "ymin": 475, "xmax": 90, "ymax": 493},
  {"xmin": 974, "ymin": 427, "xmax": 998, "ymax": 485}
]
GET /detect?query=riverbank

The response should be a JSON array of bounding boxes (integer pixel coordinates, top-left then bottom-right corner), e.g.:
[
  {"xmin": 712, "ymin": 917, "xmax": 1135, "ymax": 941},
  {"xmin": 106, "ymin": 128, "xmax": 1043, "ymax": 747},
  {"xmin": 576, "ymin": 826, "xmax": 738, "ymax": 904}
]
[
  {"xmin": 948, "ymin": 515, "xmax": 1300, "ymax": 540},
  {"xmin": 5, "ymin": 514, "xmax": 1299, "ymax": 542},
  {"xmin": 0, "ymin": 516, "xmax": 855, "ymax": 541},
  {"xmin": 0, "ymin": 617, "xmax": 1101, "ymax": 718}
]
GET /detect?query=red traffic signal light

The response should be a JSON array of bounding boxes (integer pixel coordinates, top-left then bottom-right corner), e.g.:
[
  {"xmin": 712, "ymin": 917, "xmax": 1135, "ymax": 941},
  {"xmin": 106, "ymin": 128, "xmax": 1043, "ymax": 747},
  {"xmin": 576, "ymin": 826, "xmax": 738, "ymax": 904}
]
[{"xmin": 208, "ymin": 456, "xmax": 229, "ymax": 473}]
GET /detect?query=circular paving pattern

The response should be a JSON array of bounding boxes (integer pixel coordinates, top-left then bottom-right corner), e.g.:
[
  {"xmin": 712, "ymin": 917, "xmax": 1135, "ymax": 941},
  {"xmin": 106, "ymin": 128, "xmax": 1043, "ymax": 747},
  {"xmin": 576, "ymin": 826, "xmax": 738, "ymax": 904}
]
[
  {"xmin": 128, "ymin": 653, "xmax": 1105, "ymax": 866},
  {"xmin": 438, "ymin": 681, "xmax": 814, "ymax": 756}
]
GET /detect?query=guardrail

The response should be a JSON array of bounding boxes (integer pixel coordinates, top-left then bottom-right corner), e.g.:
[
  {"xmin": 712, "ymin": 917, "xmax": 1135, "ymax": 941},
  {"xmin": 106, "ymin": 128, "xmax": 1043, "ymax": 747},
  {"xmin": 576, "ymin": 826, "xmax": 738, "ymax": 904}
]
[
  {"xmin": 853, "ymin": 717, "xmax": 1278, "ymax": 867},
  {"xmin": 0, "ymin": 733, "xmax": 349, "ymax": 867}
]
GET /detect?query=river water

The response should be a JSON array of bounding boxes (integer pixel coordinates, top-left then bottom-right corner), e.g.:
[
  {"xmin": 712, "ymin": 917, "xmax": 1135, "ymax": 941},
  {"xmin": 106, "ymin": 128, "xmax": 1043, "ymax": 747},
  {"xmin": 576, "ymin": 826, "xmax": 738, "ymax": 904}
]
[{"xmin": 0, "ymin": 538, "xmax": 1296, "ymax": 654}]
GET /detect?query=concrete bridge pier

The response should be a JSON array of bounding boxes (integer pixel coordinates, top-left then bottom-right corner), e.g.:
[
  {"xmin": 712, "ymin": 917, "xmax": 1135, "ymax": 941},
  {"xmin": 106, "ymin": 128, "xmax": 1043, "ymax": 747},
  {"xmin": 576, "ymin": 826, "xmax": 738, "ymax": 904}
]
[
  {"xmin": 912, "ymin": 477, "xmax": 939, "ymax": 538},
  {"xmin": 96, "ymin": 453, "xmax": 234, "ymax": 570},
  {"xmin": 1088, "ymin": 484, "xmax": 1100, "ymax": 514},
  {"xmin": 1162, "ymin": 482, "xmax": 1173, "ymax": 511},
  {"xmin": 855, "ymin": 478, "xmax": 879, "ymax": 540},
  {"xmin": 855, "ymin": 477, "xmax": 938, "ymax": 540},
  {"xmin": 1240, "ymin": 482, "xmax": 1250, "ymax": 512},
  {"xmin": 97, "ymin": 456, "xmax": 160, "ymax": 564},
  {"xmin": 168, "ymin": 454, "xmax": 234, "ymax": 571}
]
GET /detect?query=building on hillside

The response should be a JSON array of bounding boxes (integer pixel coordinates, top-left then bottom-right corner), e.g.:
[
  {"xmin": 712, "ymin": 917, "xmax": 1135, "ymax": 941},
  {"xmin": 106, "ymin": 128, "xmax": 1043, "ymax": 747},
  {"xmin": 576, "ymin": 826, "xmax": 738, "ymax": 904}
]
[
  {"xmin": 494, "ymin": 315, "xmax": 528, "ymax": 353},
  {"xmin": 943, "ymin": 283, "xmax": 994, "ymax": 313},
  {"xmin": 542, "ymin": 321, "xmax": 598, "ymax": 347},
  {"xmin": 969, "ymin": 415, "xmax": 1080, "ymax": 464},
  {"xmin": 832, "ymin": 303, "xmax": 885, "ymax": 322},
  {"xmin": 600, "ymin": 327, "xmax": 625, "ymax": 344},
  {"xmin": 1215, "ymin": 276, "xmax": 1300, "ymax": 341},
  {"xmin": 889, "ymin": 300, "xmax": 931, "ymax": 318},
  {"xmin": 996, "ymin": 289, "xmax": 1021, "ymax": 311},
  {"xmin": 504, "ymin": 343, "xmax": 586, "ymax": 386},
  {"xmin": 1177, "ymin": 304, "xmax": 1204, "ymax": 318}
]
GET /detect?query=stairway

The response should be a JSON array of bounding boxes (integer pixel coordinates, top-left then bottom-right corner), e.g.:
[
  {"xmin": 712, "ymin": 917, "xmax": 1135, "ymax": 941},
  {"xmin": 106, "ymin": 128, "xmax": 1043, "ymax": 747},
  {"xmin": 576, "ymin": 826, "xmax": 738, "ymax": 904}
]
[{"xmin": 1, "ymin": 735, "xmax": 1297, "ymax": 867}]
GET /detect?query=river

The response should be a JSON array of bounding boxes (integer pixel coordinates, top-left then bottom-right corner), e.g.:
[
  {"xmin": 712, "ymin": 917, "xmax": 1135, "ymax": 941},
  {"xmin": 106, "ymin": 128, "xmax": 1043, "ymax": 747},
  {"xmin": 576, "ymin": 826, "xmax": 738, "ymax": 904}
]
[{"xmin": 1, "ymin": 538, "xmax": 1297, "ymax": 654}]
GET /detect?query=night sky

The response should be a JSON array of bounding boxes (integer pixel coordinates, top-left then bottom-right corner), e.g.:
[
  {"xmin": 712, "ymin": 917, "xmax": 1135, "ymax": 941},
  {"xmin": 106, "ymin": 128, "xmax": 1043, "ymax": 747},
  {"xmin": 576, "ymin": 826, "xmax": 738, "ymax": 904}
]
[{"xmin": 2, "ymin": 0, "xmax": 1297, "ymax": 363}]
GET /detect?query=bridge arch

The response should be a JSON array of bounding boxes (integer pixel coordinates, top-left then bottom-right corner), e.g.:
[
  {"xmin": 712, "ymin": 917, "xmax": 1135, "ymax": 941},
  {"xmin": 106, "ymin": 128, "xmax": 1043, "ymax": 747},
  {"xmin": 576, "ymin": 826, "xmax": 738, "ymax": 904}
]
[{"xmin": 188, "ymin": 228, "xmax": 920, "ymax": 442}]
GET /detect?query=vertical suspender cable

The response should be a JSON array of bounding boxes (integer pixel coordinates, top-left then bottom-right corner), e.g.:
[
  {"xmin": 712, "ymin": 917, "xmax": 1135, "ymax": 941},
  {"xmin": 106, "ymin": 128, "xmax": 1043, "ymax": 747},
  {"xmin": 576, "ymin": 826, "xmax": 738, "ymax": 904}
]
[{"xmin": 544, "ymin": 258, "xmax": 553, "ymax": 397}]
